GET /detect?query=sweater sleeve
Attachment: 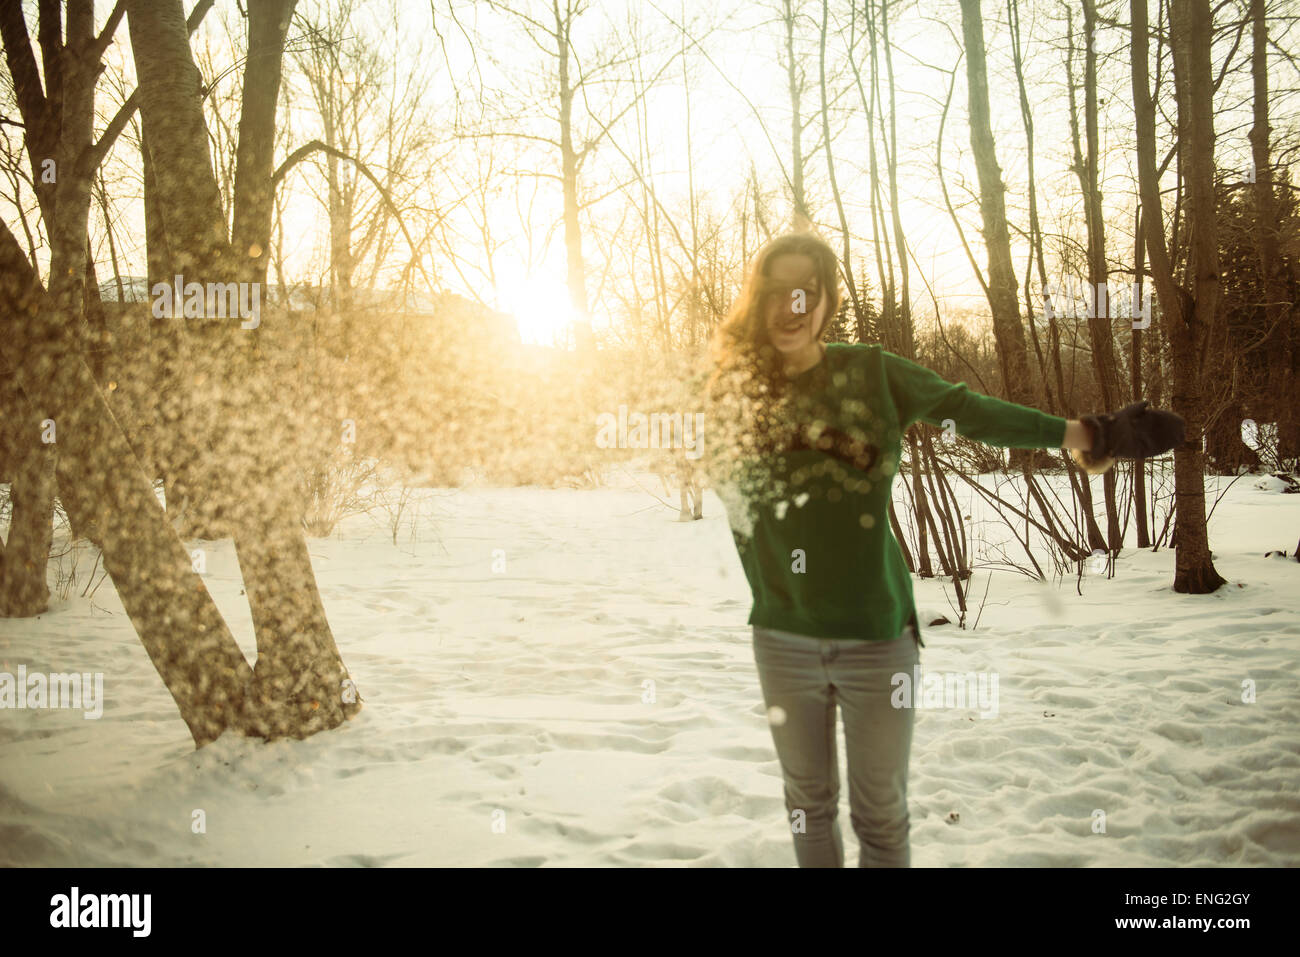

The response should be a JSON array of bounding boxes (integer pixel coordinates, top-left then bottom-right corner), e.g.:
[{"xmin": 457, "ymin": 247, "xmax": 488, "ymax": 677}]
[{"xmin": 881, "ymin": 349, "xmax": 1067, "ymax": 450}]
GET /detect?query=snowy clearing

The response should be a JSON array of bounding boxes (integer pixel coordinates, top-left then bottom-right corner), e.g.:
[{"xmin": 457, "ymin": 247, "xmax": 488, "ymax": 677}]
[{"xmin": 1, "ymin": 470, "xmax": 1298, "ymax": 867}]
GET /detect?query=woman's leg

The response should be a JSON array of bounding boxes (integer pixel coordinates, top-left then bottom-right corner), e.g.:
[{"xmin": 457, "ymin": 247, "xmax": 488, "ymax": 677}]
[
  {"xmin": 751, "ymin": 625, "xmax": 845, "ymax": 867},
  {"xmin": 832, "ymin": 626, "xmax": 919, "ymax": 867}
]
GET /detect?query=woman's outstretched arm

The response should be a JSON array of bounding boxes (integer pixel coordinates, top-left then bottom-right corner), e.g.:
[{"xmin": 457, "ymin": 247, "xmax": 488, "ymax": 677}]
[{"xmin": 880, "ymin": 349, "xmax": 1184, "ymax": 474}]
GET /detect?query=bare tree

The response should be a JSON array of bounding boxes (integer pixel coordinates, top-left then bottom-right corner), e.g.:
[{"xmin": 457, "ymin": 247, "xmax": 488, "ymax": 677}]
[
  {"xmin": 1131, "ymin": 0, "xmax": 1226, "ymax": 592},
  {"xmin": 1248, "ymin": 0, "xmax": 1297, "ymax": 457},
  {"xmin": 957, "ymin": 0, "xmax": 1036, "ymax": 413},
  {"xmin": 1066, "ymin": 0, "xmax": 1123, "ymax": 553},
  {"xmin": 126, "ymin": 0, "xmax": 365, "ymax": 734},
  {"xmin": 0, "ymin": 1, "xmax": 122, "ymax": 614},
  {"xmin": 446, "ymin": 0, "xmax": 675, "ymax": 352}
]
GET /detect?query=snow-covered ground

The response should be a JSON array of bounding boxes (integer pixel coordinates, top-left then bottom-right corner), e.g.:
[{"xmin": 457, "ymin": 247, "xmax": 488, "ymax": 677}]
[{"xmin": 2, "ymin": 468, "xmax": 1298, "ymax": 866}]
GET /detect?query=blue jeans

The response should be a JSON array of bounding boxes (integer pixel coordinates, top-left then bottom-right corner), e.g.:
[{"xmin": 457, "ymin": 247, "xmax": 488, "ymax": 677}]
[{"xmin": 751, "ymin": 623, "xmax": 920, "ymax": 867}]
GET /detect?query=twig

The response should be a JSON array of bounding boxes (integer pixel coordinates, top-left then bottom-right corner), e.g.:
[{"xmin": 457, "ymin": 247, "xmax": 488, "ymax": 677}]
[{"xmin": 970, "ymin": 571, "xmax": 994, "ymax": 631}]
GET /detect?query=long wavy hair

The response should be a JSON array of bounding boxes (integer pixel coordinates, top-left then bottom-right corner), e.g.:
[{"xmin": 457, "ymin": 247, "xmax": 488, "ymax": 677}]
[{"xmin": 702, "ymin": 231, "xmax": 843, "ymax": 484}]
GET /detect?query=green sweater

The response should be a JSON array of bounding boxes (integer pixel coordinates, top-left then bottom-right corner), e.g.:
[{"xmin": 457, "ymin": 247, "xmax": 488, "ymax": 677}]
[{"xmin": 715, "ymin": 343, "xmax": 1066, "ymax": 644}]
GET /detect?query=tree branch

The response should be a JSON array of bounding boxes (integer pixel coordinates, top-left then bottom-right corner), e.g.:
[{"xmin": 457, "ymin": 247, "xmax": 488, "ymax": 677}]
[
  {"xmin": 89, "ymin": 0, "xmax": 127, "ymax": 61},
  {"xmin": 271, "ymin": 138, "xmax": 435, "ymax": 291},
  {"xmin": 0, "ymin": 3, "xmax": 50, "ymax": 151},
  {"xmin": 79, "ymin": 0, "xmax": 215, "ymax": 174}
]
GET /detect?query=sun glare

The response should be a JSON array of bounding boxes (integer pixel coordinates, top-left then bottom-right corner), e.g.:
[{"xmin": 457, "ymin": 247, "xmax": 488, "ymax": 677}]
[{"xmin": 504, "ymin": 274, "xmax": 579, "ymax": 347}]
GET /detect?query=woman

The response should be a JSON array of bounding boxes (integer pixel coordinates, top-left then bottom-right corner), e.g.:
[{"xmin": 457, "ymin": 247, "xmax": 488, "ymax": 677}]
[{"xmin": 701, "ymin": 231, "xmax": 1183, "ymax": 868}]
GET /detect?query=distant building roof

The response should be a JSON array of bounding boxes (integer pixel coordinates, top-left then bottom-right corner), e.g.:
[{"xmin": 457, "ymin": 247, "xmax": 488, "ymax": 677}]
[{"xmin": 99, "ymin": 278, "xmax": 519, "ymax": 341}]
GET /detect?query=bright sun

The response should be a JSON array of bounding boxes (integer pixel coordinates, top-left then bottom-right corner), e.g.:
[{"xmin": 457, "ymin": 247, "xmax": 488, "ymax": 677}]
[{"xmin": 504, "ymin": 274, "xmax": 579, "ymax": 347}]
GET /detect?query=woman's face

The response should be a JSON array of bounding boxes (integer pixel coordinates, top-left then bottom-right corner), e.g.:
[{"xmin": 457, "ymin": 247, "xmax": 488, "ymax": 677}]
[{"xmin": 762, "ymin": 253, "xmax": 826, "ymax": 355}]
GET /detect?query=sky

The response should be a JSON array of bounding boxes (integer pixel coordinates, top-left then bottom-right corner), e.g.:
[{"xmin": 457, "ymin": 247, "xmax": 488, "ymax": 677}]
[{"xmin": 5, "ymin": 0, "xmax": 1295, "ymax": 346}]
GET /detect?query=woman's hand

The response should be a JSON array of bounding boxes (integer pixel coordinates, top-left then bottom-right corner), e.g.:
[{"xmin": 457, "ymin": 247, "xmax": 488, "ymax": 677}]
[{"xmin": 1062, "ymin": 420, "xmax": 1094, "ymax": 452}]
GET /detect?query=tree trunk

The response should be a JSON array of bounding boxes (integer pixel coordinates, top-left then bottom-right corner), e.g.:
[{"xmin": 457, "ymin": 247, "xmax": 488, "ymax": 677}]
[
  {"xmin": 1131, "ymin": 0, "xmax": 1225, "ymax": 593},
  {"xmin": 1009, "ymin": 0, "xmax": 1098, "ymax": 556},
  {"xmin": 0, "ymin": 0, "xmax": 105, "ymax": 614},
  {"xmin": 232, "ymin": 0, "xmax": 295, "ymax": 289},
  {"xmin": 784, "ymin": 0, "xmax": 808, "ymax": 227},
  {"xmin": 556, "ymin": 1, "xmax": 593, "ymax": 353},
  {"xmin": 957, "ymin": 0, "xmax": 1035, "ymax": 412},
  {"xmin": 1072, "ymin": 1, "xmax": 1123, "ymax": 553},
  {"xmin": 1132, "ymin": 208, "xmax": 1151, "ymax": 547},
  {"xmin": 818, "ymin": 0, "xmax": 866, "ymax": 332},
  {"xmin": 0, "ymin": 221, "xmax": 252, "ymax": 746},
  {"xmin": 1249, "ymin": 0, "xmax": 1296, "ymax": 459},
  {"xmin": 0, "ymin": 421, "xmax": 54, "ymax": 617},
  {"xmin": 127, "ymin": 0, "xmax": 362, "ymax": 736}
]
